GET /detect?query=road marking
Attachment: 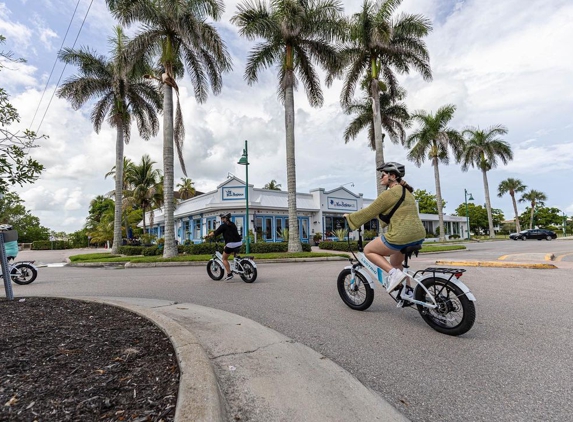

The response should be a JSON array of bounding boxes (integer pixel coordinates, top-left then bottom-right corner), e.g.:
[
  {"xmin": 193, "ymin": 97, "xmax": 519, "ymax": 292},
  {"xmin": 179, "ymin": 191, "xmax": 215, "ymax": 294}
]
[
  {"xmin": 498, "ymin": 255, "xmax": 509, "ymax": 260},
  {"xmin": 435, "ymin": 260, "xmax": 557, "ymax": 269},
  {"xmin": 555, "ymin": 253, "xmax": 573, "ymax": 262},
  {"xmin": 545, "ymin": 253, "xmax": 555, "ymax": 261}
]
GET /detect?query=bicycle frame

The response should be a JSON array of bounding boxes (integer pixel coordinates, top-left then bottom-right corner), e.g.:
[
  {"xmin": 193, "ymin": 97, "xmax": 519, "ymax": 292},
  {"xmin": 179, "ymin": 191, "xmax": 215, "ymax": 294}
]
[
  {"xmin": 345, "ymin": 231, "xmax": 475, "ymax": 309},
  {"xmin": 211, "ymin": 249, "xmax": 256, "ymax": 275}
]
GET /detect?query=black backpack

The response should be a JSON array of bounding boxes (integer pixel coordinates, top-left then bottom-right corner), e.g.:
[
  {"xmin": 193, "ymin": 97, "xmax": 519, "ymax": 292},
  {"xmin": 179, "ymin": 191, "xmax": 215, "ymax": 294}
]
[{"xmin": 378, "ymin": 186, "xmax": 406, "ymax": 224}]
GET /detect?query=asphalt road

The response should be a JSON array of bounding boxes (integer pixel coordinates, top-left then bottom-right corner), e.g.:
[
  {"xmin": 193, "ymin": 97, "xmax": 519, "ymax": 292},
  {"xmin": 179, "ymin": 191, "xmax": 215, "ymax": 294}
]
[{"xmin": 7, "ymin": 240, "xmax": 573, "ymax": 421}]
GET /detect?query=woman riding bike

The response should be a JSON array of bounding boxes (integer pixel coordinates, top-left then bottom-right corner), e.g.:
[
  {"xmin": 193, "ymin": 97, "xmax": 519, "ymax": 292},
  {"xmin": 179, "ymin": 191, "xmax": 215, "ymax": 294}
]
[
  {"xmin": 205, "ymin": 213, "xmax": 242, "ymax": 281},
  {"xmin": 343, "ymin": 162, "xmax": 425, "ymax": 298}
]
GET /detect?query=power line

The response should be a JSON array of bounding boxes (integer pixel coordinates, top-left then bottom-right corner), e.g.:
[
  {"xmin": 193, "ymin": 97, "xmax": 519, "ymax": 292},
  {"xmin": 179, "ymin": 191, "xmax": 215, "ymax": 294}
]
[
  {"xmin": 29, "ymin": 0, "xmax": 82, "ymax": 129},
  {"xmin": 35, "ymin": 0, "xmax": 94, "ymax": 134}
]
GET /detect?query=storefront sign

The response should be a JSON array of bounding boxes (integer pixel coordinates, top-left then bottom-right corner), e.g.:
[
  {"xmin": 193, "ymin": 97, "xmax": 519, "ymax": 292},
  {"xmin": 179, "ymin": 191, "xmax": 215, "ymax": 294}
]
[
  {"xmin": 222, "ymin": 186, "xmax": 246, "ymax": 200},
  {"xmin": 327, "ymin": 197, "xmax": 357, "ymax": 211}
]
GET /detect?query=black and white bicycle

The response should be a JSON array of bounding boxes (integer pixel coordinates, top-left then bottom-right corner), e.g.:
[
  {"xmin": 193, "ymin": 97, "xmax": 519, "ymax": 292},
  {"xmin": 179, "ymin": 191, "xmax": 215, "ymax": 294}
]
[
  {"xmin": 206, "ymin": 242, "xmax": 257, "ymax": 283},
  {"xmin": 337, "ymin": 229, "xmax": 476, "ymax": 336}
]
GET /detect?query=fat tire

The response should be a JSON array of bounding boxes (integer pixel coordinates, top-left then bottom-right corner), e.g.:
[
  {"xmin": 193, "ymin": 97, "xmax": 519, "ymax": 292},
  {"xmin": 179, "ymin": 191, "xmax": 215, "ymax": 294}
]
[
  {"xmin": 414, "ymin": 277, "xmax": 476, "ymax": 336},
  {"xmin": 337, "ymin": 269, "xmax": 374, "ymax": 311},
  {"xmin": 11, "ymin": 264, "xmax": 38, "ymax": 285},
  {"xmin": 206, "ymin": 260, "xmax": 224, "ymax": 280},
  {"xmin": 239, "ymin": 260, "xmax": 257, "ymax": 283}
]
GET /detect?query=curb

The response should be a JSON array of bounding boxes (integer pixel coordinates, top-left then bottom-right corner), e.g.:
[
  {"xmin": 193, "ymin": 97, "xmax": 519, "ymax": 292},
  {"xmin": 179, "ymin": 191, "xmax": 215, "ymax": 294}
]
[
  {"xmin": 435, "ymin": 260, "xmax": 558, "ymax": 269},
  {"xmin": 69, "ymin": 297, "xmax": 226, "ymax": 422}
]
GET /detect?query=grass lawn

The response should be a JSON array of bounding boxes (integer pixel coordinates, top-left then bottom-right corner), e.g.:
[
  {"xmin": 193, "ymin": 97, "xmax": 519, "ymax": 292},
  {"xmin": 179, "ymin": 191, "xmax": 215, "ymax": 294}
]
[{"xmin": 68, "ymin": 244, "xmax": 465, "ymax": 264}]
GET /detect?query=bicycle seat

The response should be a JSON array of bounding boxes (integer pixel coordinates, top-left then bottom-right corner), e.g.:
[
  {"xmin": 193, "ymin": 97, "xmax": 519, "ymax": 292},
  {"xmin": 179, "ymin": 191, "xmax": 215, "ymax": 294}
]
[{"xmin": 400, "ymin": 245, "xmax": 422, "ymax": 259}]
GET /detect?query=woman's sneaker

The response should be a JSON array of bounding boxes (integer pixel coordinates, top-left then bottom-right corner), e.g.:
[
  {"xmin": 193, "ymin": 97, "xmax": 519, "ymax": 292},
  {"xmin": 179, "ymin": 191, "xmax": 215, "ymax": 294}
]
[
  {"xmin": 401, "ymin": 286, "xmax": 414, "ymax": 300},
  {"xmin": 224, "ymin": 273, "xmax": 234, "ymax": 281},
  {"xmin": 386, "ymin": 269, "xmax": 407, "ymax": 292}
]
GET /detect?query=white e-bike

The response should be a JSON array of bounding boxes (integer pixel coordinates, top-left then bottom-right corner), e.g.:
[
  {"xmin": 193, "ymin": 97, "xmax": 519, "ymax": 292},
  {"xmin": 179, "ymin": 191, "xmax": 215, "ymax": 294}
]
[{"xmin": 337, "ymin": 229, "xmax": 476, "ymax": 336}]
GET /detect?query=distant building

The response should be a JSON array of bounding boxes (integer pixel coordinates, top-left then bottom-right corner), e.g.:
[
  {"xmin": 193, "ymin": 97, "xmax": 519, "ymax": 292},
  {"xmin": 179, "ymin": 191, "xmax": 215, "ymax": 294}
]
[{"xmin": 140, "ymin": 176, "xmax": 469, "ymax": 243}]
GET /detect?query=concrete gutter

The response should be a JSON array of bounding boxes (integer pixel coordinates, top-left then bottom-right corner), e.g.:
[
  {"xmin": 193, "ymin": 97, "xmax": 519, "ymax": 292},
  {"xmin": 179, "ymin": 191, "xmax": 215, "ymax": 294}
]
[{"xmin": 435, "ymin": 260, "xmax": 558, "ymax": 269}]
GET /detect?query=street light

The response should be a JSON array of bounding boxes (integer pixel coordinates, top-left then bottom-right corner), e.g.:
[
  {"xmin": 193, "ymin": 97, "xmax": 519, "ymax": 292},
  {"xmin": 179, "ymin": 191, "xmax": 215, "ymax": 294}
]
[
  {"xmin": 237, "ymin": 140, "xmax": 250, "ymax": 254},
  {"xmin": 464, "ymin": 189, "xmax": 474, "ymax": 240}
]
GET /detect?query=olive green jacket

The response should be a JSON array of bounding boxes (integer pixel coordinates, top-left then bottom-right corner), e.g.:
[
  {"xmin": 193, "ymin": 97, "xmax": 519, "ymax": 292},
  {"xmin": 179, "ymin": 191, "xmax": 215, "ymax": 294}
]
[{"xmin": 346, "ymin": 185, "xmax": 426, "ymax": 245}]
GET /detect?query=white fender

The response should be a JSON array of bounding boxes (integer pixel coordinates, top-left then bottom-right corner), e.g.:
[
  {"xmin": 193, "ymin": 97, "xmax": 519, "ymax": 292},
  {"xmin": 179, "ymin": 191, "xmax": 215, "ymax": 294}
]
[
  {"xmin": 419, "ymin": 273, "xmax": 476, "ymax": 301},
  {"xmin": 344, "ymin": 265, "xmax": 376, "ymax": 289}
]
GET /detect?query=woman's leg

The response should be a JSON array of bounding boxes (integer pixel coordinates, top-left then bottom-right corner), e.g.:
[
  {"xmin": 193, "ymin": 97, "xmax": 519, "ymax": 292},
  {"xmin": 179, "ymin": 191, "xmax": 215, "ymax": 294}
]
[
  {"xmin": 221, "ymin": 251, "xmax": 232, "ymax": 275},
  {"xmin": 363, "ymin": 237, "xmax": 399, "ymax": 273}
]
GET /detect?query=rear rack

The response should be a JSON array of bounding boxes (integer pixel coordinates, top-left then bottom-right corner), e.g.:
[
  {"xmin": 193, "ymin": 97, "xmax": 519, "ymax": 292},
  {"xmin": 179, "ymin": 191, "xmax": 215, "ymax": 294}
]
[{"xmin": 412, "ymin": 267, "xmax": 466, "ymax": 280}]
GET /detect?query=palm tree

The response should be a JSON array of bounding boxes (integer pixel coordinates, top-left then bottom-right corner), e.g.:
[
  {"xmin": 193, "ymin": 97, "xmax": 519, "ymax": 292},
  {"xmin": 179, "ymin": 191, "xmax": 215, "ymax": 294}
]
[
  {"xmin": 57, "ymin": 27, "xmax": 162, "ymax": 254},
  {"xmin": 343, "ymin": 86, "xmax": 410, "ymax": 149},
  {"xmin": 405, "ymin": 104, "xmax": 464, "ymax": 241},
  {"xmin": 232, "ymin": 0, "xmax": 345, "ymax": 252},
  {"xmin": 519, "ymin": 190, "xmax": 547, "ymax": 229},
  {"xmin": 329, "ymin": 0, "xmax": 432, "ymax": 195},
  {"xmin": 124, "ymin": 155, "xmax": 162, "ymax": 233},
  {"xmin": 498, "ymin": 178, "xmax": 527, "ymax": 233},
  {"xmin": 177, "ymin": 177, "xmax": 196, "ymax": 200},
  {"xmin": 106, "ymin": 157, "xmax": 136, "ymax": 239},
  {"xmin": 263, "ymin": 179, "xmax": 282, "ymax": 190},
  {"xmin": 461, "ymin": 125, "xmax": 512, "ymax": 238},
  {"xmin": 107, "ymin": 0, "xmax": 232, "ymax": 258}
]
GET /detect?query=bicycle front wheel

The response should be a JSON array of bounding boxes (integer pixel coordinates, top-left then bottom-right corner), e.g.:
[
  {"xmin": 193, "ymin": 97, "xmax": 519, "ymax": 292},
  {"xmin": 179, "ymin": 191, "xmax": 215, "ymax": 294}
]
[
  {"xmin": 415, "ymin": 277, "xmax": 476, "ymax": 336},
  {"xmin": 206, "ymin": 260, "xmax": 224, "ymax": 280},
  {"xmin": 337, "ymin": 269, "xmax": 374, "ymax": 311},
  {"xmin": 239, "ymin": 260, "xmax": 257, "ymax": 283}
]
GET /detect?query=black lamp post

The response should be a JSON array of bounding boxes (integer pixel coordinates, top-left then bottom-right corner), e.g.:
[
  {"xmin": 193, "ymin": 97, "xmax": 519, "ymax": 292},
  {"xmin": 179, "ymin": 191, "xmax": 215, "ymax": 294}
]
[
  {"xmin": 464, "ymin": 189, "xmax": 474, "ymax": 240},
  {"xmin": 237, "ymin": 140, "xmax": 250, "ymax": 254}
]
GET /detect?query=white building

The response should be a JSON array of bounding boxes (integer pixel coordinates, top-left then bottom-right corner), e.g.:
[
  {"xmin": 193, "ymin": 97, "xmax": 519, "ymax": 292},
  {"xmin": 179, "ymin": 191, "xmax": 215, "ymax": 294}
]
[{"xmin": 142, "ymin": 176, "xmax": 469, "ymax": 243}]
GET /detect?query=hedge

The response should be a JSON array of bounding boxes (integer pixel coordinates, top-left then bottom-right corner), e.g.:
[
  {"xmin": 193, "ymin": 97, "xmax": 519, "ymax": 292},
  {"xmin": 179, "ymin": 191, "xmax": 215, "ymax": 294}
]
[
  {"xmin": 318, "ymin": 240, "xmax": 370, "ymax": 251},
  {"xmin": 32, "ymin": 240, "xmax": 70, "ymax": 250},
  {"xmin": 178, "ymin": 242, "xmax": 311, "ymax": 255}
]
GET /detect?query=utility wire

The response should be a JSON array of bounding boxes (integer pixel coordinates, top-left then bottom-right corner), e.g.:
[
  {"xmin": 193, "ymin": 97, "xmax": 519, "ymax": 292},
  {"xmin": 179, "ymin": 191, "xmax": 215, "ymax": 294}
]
[
  {"xmin": 29, "ymin": 0, "xmax": 82, "ymax": 129},
  {"xmin": 35, "ymin": 0, "xmax": 94, "ymax": 134}
]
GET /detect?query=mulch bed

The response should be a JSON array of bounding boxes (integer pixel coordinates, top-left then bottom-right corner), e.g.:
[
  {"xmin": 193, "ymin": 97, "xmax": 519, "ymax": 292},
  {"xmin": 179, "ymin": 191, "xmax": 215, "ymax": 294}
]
[{"xmin": 0, "ymin": 297, "xmax": 179, "ymax": 421}]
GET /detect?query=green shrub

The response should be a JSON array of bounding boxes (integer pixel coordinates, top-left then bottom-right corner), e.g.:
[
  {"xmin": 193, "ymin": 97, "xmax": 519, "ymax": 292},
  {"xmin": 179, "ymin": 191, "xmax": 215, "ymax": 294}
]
[
  {"xmin": 449, "ymin": 234, "xmax": 461, "ymax": 239},
  {"xmin": 32, "ymin": 240, "xmax": 70, "ymax": 250},
  {"xmin": 318, "ymin": 241, "xmax": 366, "ymax": 251},
  {"xmin": 118, "ymin": 246, "xmax": 145, "ymax": 256},
  {"xmin": 142, "ymin": 246, "xmax": 160, "ymax": 256},
  {"xmin": 177, "ymin": 241, "xmax": 311, "ymax": 255}
]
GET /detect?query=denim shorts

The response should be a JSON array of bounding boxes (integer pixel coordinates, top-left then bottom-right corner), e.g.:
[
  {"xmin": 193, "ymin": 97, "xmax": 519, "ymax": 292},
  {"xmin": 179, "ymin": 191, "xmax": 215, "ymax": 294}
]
[{"xmin": 381, "ymin": 235, "xmax": 424, "ymax": 252}]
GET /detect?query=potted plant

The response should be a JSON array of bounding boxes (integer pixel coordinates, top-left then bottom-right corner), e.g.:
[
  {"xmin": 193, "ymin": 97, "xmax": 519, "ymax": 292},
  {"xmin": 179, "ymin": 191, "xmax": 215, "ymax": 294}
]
[{"xmin": 313, "ymin": 232, "xmax": 323, "ymax": 246}]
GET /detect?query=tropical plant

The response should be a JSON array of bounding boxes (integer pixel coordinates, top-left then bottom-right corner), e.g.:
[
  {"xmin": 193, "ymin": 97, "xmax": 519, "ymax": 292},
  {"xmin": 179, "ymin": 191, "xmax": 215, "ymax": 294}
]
[
  {"xmin": 497, "ymin": 178, "xmax": 527, "ymax": 233},
  {"xmin": 263, "ymin": 179, "xmax": 282, "ymax": 191},
  {"xmin": 57, "ymin": 27, "xmax": 162, "ymax": 254},
  {"xmin": 406, "ymin": 104, "xmax": 464, "ymax": 241},
  {"xmin": 342, "ymin": 87, "xmax": 410, "ymax": 150},
  {"xmin": 107, "ymin": 0, "xmax": 232, "ymax": 258},
  {"xmin": 413, "ymin": 189, "xmax": 445, "ymax": 214},
  {"xmin": 460, "ymin": 125, "xmax": 512, "ymax": 238},
  {"xmin": 177, "ymin": 177, "xmax": 196, "ymax": 199},
  {"xmin": 328, "ymin": 0, "xmax": 432, "ymax": 195},
  {"xmin": 232, "ymin": 0, "xmax": 345, "ymax": 252},
  {"xmin": 519, "ymin": 189, "xmax": 547, "ymax": 229},
  {"xmin": 124, "ymin": 155, "xmax": 162, "ymax": 233},
  {"xmin": 334, "ymin": 228, "xmax": 347, "ymax": 241}
]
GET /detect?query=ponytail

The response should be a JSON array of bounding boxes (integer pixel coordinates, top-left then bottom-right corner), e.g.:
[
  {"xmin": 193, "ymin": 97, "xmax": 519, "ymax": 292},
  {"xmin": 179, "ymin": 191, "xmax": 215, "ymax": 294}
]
[{"xmin": 398, "ymin": 179, "xmax": 414, "ymax": 193}]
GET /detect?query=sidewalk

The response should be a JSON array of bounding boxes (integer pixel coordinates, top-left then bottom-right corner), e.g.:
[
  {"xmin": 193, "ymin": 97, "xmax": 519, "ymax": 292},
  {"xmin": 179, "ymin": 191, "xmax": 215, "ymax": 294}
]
[{"xmin": 72, "ymin": 296, "xmax": 408, "ymax": 422}]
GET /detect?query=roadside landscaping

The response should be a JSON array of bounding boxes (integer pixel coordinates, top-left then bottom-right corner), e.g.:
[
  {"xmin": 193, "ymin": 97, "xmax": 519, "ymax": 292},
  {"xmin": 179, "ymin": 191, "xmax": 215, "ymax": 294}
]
[{"xmin": 68, "ymin": 244, "xmax": 465, "ymax": 264}]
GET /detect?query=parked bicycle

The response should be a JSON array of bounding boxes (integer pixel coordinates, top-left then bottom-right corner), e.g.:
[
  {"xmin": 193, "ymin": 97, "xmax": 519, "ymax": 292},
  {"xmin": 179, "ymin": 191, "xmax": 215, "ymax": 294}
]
[
  {"xmin": 337, "ymin": 229, "xmax": 476, "ymax": 336},
  {"xmin": 206, "ymin": 242, "xmax": 257, "ymax": 283}
]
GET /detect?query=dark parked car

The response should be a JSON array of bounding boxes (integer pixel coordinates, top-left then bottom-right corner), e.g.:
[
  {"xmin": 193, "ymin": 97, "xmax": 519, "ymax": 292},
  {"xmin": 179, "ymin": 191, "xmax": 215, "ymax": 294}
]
[{"xmin": 509, "ymin": 229, "xmax": 557, "ymax": 241}]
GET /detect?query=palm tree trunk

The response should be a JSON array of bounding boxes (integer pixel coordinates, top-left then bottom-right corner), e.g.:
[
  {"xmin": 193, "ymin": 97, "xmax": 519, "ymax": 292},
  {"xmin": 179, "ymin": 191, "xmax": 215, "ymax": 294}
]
[
  {"xmin": 529, "ymin": 203, "xmax": 535, "ymax": 229},
  {"xmin": 482, "ymin": 169, "xmax": 495, "ymax": 238},
  {"xmin": 511, "ymin": 193, "xmax": 521, "ymax": 233},
  {"xmin": 433, "ymin": 157, "xmax": 445, "ymax": 241},
  {"xmin": 370, "ymin": 79, "xmax": 384, "ymax": 198},
  {"xmin": 285, "ymin": 83, "xmax": 302, "ymax": 253},
  {"xmin": 111, "ymin": 125, "xmax": 124, "ymax": 254},
  {"xmin": 163, "ymin": 83, "xmax": 177, "ymax": 258}
]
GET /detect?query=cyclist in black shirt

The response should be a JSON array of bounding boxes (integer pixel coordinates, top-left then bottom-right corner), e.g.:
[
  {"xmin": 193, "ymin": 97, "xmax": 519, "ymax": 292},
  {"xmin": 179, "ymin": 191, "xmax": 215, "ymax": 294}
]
[{"xmin": 205, "ymin": 213, "xmax": 243, "ymax": 280}]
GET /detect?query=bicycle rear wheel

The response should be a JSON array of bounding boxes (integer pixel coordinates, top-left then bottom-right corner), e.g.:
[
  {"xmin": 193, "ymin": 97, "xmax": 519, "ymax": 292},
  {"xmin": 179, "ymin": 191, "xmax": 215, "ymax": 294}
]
[
  {"xmin": 239, "ymin": 260, "xmax": 257, "ymax": 283},
  {"xmin": 337, "ymin": 269, "xmax": 374, "ymax": 311},
  {"xmin": 11, "ymin": 264, "xmax": 37, "ymax": 285},
  {"xmin": 415, "ymin": 277, "xmax": 476, "ymax": 336}
]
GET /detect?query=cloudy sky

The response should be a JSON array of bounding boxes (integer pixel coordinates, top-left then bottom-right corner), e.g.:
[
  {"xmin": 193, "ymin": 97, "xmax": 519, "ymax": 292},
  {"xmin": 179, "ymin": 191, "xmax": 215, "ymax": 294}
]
[{"xmin": 1, "ymin": 0, "xmax": 572, "ymax": 233}]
